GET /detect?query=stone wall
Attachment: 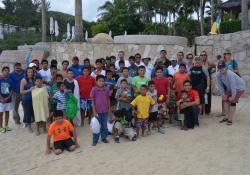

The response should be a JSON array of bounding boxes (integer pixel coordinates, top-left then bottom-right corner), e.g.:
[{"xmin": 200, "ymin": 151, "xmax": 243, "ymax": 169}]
[{"xmin": 195, "ymin": 30, "xmax": 250, "ymax": 94}]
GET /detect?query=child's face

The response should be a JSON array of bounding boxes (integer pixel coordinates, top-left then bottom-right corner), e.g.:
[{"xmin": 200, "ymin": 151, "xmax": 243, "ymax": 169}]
[
  {"xmin": 59, "ymin": 84, "xmax": 65, "ymax": 91},
  {"xmin": 119, "ymin": 63, "xmax": 125, "ymax": 70},
  {"xmin": 2, "ymin": 69, "xmax": 10, "ymax": 77},
  {"xmin": 107, "ymin": 72, "xmax": 112, "ymax": 79},
  {"xmin": 62, "ymin": 62, "xmax": 69, "ymax": 70},
  {"xmin": 42, "ymin": 62, "xmax": 48, "ymax": 69},
  {"xmin": 122, "ymin": 69, "xmax": 129, "ymax": 77},
  {"xmin": 156, "ymin": 69, "xmax": 163, "ymax": 78},
  {"xmin": 167, "ymin": 77, "xmax": 173, "ymax": 83},
  {"xmin": 84, "ymin": 60, "xmax": 90, "ymax": 66},
  {"xmin": 96, "ymin": 78, "xmax": 105, "ymax": 88},
  {"xmin": 138, "ymin": 68, "xmax": 145, "ymax": 77},
  {"xmin": 83, "ymin": 69, "xmax": 89, "ymax": 76},
  {"xmin": 149, "ymin": 84, "xmax": 155, "ymax": 91},
  {"xmin": 110, "ymin": 66, "xmax": 115, "ymax": 72},
  {"xmin": 179, "ymin": 66, "xmax": 186, "ymax": 73},
  {"xmin": 35, "ymin": 79, "xmax": 43, "ymax": 87},
  {"xmin": 170, "ymin": 90, "xmax": 175, "ymax": 97},
  {"xmin": 140, "ymin": 87, "xmax": 147, "ymax": 96},
  {"xmin": 67, "ymin": 71, "xmax": 74, "ymax": 79},
  {"xmin": 96, "ymin": 62, "xmax": 102, "ymax": 69},
  {"xmin": 54, "ymin": 116, "xmax": 63, "ymax": 124},
  {"xmin": 121, "ymin": 81, "xmax": 127, "ymax": 89},
  {"xmin": 181, "ymin": 92, "xmax": 188, "ymax": 100},
  {"xmin": 56, "ymin": 77, "xmax": 63, "ymax": 83}
]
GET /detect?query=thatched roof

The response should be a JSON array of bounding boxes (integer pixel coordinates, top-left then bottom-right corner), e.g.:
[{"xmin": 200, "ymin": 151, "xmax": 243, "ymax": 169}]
[{"xmin": 221, "ymin": 0, "xmax": 250, "ymax": 10}]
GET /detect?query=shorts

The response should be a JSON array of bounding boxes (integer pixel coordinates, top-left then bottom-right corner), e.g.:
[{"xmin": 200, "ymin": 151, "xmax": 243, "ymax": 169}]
[
  {"xmin": 54, "ymin": 138, "xmax": 74, "ymax": 150},
  {"xmin": 148, "ymin": 112, "xmax": 159, "ymax": 122},
  {"xmin": 135, "ymin": 118, "xmax": 148, "ymax": 128},
  {"xmin": 0, "ymin": 103, "xmax": 13, "ymax": 112},
  {"xmin": 167, "ymin": 105, "xmax": 176, "ymax": 115},
  {"xmin": 158, "ymin": 103, "xmax": 167, "ymax": 115},
  {"xmin": 178, "ymin": 113, "xmax": 185, "ymax": 121},
  {"xmin": 80, "ymin": 98, "xmax": 92, "ymax": 110},
  {"xmin": 225, "ymin": 90, "xmax": 244, "ymax": 103}
]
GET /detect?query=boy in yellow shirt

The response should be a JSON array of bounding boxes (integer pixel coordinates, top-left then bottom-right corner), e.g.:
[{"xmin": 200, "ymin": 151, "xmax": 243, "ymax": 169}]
[{"xmin": 131, "ymin": 85, "xmax": 155, "ymax": 137}]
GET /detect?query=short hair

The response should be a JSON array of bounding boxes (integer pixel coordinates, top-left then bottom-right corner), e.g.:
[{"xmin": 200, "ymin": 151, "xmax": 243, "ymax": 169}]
[
  {"xmin": 148, "ymin": 81, "xmax": 155, "ymax": 86},
  {"xmin": 35, "ymin": 76, "xmax": 43, "ymax": 81},
  {"xmin": 217, "ymin": 55, "xmax": 222, "ymax": 60},
  {"xmin": 122, "ymin": 67, "xmax": 128, "ymax": 71},
  {"xmin": 140, "ymin": 84, "xmax": 148, "ymax": 89},
  {"xmin": 121, "ymin": 79, "xmax": 128, "ymax": 84},
  {"xmin": 106, "ymin": 70, "xmax": 112, "ymax": 75},
  {"xmin": 67, "ymin": 69, "xmax": 74, "ymax": 73},
  {"xmin": 109, "ymin": 64, "xmax": 115, "ymax": 68},
  {"xmin": 166, "ymin": 74, "xmax": 173, "ymax": 79},
  {"xmin": 129, "ymin": 56, "xmax": 135, "ymax": 60},
  {"xmin": 83, "ymin": 66, "xmax": 90, "ymax": 71},
  {"xmin": 95, "ymin": 59, "xmax": 102, "ymax": 64},
  {"xmin": 56, "ymin": 74, "xmax": 63, "ymax": 80},
  {"xmin": 50, "ymin": 64, "xmax": 57, "ymax": 69},
  {"xmin": 57, "ymin": 82, "xmax": 64, "ymax": 88},
  {"xmin": 183, "ymin": 80, "xmax": 192, "ymax": 86},
  {"xmin": 51, "ymin": 59, "xmax": 57, "ymax": 65},
  {"xmin": 62, "ymin": 60, "xmax": 69, "ymax": 65},
  {"xmin": 54, "ymin": 110, "xmax": 64, "ymax": 118},
  {"xmin": 41, "ymin": 59, "xmax": 48, "ymax": 64},
  {"xmin": 138, "ymin": 65, "xmax": 145, "ymax": 70},
  {"xmin": 181, "ymin": 90, "xmax": 188, "ymax": 95},
  {"xmin": 155, "ymin": 66, "xmax": 163, "ymax": 72},
  {"xmin": 110, "ymin": 56, "xmax": 116, "ymax": 60},
  {"xmin": 84, "ymin": 58, "xmax": 90, "ymax": 62},
  {"xmin": 2, "ymin": 66, "xmax": 10, "ymax": 72},
  {"xmin": 72, "ymin": 56, "xmax": 79, "ymax": 61},
  {"xmin": 118, "ymin": 50, "xmax": 125, "ymax": 54},
  {"xmin": 106, "ymin": 56, "xmax": 111, "ymax": 61},
  {"xmin": 135, "ymin": 53, "xmax": 141, "ymax": 57},
  {"xmin": 160, "ymin": 50, "xmax": 167, "ymax": 53},
  {"xmin": 96, "ymin": 75, "xmax": 105, "ymax": 81},
  {"xmin": 119, "ymin": 60, "xmax": 125, "ymax": 65},
  {"xmin": 178, "ymin": 51, "xmax": 184, "ymax": 56},
  {"xmin": 114, "ymin": 110, "xmax": 124, "ymax": 118},
  {"xmin": 179, "ymin": 63, "xmax": 186, "ymax": 68}
]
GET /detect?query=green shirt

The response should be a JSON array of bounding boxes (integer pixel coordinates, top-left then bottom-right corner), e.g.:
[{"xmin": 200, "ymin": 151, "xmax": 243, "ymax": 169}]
[{"xmin": 132, "ymin": 76, "xmax": 149, "ymax": 97}]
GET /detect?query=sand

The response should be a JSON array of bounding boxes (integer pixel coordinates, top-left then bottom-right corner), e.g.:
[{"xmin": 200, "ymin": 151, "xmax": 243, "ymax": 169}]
[{"xmin": 1, "ymin": 96, "xmax": 250, "ymax": 175}]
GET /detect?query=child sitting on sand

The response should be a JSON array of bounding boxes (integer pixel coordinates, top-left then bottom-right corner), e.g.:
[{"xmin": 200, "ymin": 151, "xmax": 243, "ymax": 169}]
[
  {"xmin": 167, "ymin": 89, "xmax": 177, "ymax": 124},
  {"xmin": 46, "ymin": 110, "xmax": 79, "ymax": 155},
  {"xmin": 112, "ymin": 110, "xmax": 137, "ymax": 143}
]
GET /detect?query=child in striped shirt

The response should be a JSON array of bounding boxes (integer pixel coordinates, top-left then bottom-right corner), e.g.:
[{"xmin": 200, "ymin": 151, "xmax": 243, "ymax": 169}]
[{"xmin": 53, "ymin": 82, "xmax": 66, "ymax": 113}]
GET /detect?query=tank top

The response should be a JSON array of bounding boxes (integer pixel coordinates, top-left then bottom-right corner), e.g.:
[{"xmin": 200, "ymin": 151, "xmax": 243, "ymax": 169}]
[{"xmin": 22, "ymin": 79, "xmax": 34, "ymax": 101}]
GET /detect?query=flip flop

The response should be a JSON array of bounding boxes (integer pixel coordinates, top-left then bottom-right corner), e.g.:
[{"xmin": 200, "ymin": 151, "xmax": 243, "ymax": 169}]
[
  {"xmin": 219, "ymin": 118, "xmax": 228, "ymax": 123},
  {"xmin": 227, "ymin": 121, "xmax": 232, "ymax": 126}
]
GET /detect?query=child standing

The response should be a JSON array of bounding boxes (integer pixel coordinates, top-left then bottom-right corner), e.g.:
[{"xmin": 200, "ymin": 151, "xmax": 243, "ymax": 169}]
[
  {"xmin": 167, "ymin": 89, "xmax": 177, "ymax": 124},
  {"xmin": 91, "ymin": 75, "xmax": 110, "ymax": 146},
  {"xmin": 0, "ymin": 66, "xmax": 13, "ymax": 133},
  {"xmin": 53, "ymin": 82, "xmax": 66, "ymax": 114},
  {"xmin": 147, "ymin": 81, "xmax": 164, "ymax": 134},
  {"xmin": 131, "ymin": 85, "xmax": 155, "ymax": 137},
  {"xmin": 32, "ymin": 76, "xmax": 49, "ymax": 135},
  {"xmin": 46, "ymin": 110, "xmax": 79, "ymax": 155},
  {"xmin": 177, "ymin": 90, "xmax": 190, "ymax": 130}
]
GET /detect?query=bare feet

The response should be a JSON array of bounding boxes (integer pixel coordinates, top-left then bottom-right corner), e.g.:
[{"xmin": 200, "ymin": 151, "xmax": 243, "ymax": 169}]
[
  {"xmin": 28, "ymin": 125, "xmax": 33, "ymax": 133},
  {"xmin": 35, "ymin": 130, "xmax": 40, "ymax": 136}
]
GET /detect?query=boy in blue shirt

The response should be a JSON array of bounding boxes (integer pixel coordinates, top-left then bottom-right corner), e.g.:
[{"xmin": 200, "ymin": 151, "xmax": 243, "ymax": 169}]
[{"xmin": 0, "ymin": 66, "xmax": 13, "ymax": 133}]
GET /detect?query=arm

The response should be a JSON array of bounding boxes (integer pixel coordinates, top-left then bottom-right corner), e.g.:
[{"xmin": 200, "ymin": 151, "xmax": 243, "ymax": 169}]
[
  {"xmin": 184, "ymin": 98, "xmax": 200, "ymax": 108},
  {"xmin": 216, "ymin": 73, "xmax": 226, "ymax": 97},
  {"xmin": 46, "ymin": 135, "xmax": 51, "ymax": 154},
  {"xmin": 72, "ymin": 128, "xmax": 79, "ymax": 148},
  {"xmin": 229, "ymin": 73, "xmax": 237, "ymax": 99},
  {"xmin": 92, "ymin": 99, "xmax": 97, "ymax": 117}
]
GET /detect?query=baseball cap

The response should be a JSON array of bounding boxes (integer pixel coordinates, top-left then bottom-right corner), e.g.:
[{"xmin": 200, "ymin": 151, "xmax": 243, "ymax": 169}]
[
  {"xmin": 217, "ymin": 60, "xmax": 226, "ymax": 69},
  {"xmin": 142, "ymin": 57, "xmax": 151, "ymax": 61},
  {"xmin": 14, "ymin": 61, "xmax": 21, "ymax": 66},
  {"xmin": 170, "ymin": 56, "xmax": 177, "ymax": 61},
  {"xmin": 29, "ymin": 63, "xmax": 37, "ymax": 68}
]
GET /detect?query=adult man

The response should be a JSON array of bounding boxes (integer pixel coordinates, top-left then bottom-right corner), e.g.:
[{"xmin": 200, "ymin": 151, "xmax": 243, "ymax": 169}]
[
  {"xmin": 128, "ymin": 56, "xmax": 138, "ymax": 77},
  {"xmin": 142, "ymin": 57, "xmax": 154, "ymax": 80},
  {"xmin": 177, "ymin": 51, "xmax": 187, "ymax": 65},
  {"xmin": 216, "ymin": 61, "xmax": 245, "ymax": 125},
  {"xmin": 156, "ymin": 50, "xmax": 170, "ymax": 68},
  {"xmin": 134, "ymin": 53, "xmax": 143, "ymax": 67},
  {"xmin": 9, "ymin": 62, "xmax": 25, "ymax": 124},
  {"xmin": 38, "ymin": 59, "xmax": 52, "ymax": 84},
  {"xmin": 132, "ymin": 66, "xmax": 149, "ymax": 97},
  {"xmin": 68, "ymin": 56, "xmax": 84, "ymax": 78},
  {"xmin": 115, "ymin": 51, "xmax": 130, "ymax": 70},
  {"xmin": 168, "ymin": 57, "xmax": 179, "ymax": 75}
]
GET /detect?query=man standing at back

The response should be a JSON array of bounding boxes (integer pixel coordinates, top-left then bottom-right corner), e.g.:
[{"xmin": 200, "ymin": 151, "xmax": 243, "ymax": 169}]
[
  {"xmin": 68, "ymin": 56, "xmax": 84, "ymax": 78},
  {"xmin": 115, "ymin": 51, "xmax": 130, "ymax": 70},
  {"xmin": 9, "ymin": 62, "xmax": 25, "ymax": 124},
  {"xmin": 156, "ymin": 50, "xmax": 170, "ymax": 68}
]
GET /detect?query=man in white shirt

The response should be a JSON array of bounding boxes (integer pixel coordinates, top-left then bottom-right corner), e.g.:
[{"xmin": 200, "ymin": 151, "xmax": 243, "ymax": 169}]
[
  {"xmin": 38, "ymin": 59, "xmax": 52, "ymax": 84},
  {"xmin": 135, "ymin": 53, "xmax": 143, "ymax": 67},
  {"xmin": 115, "ymin": 50, "xmax": 130, "ymax": 70},
  {"xmin": 168, "ymin": 57, "xmax": 179, "ymax": 75},
  {"xmin": 142, "ymin": 57, "xmax": 154, "ymax": 80}
]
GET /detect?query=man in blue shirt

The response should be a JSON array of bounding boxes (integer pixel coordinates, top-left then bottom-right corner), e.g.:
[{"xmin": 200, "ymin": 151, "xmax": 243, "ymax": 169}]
[
  {"xmin": 9, "ymin": 62, "xmax": 25, "ymax": 124},
  {"xmin": 68, "ymin": 56, "xmax": 84, "ymax": 78}
]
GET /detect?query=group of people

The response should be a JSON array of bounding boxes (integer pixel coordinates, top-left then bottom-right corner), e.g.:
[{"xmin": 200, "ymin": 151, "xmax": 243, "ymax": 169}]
[{"xmin": 0, "ymin": 49, "xmax": 246, "ymax": 155}]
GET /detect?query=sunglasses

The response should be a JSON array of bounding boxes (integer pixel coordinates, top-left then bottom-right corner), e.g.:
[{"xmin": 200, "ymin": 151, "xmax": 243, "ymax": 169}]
[{"xmin": 200, "ymin": 54, "xmax": 206, "ymax": 56}]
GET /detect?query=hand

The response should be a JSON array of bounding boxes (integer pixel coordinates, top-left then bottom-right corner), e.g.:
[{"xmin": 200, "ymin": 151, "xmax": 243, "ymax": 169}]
[
  {"xmin": 228, "ymin": 97, "xmax": 234, "ymax": 102},
  {"xmin": 46, "ymin": 148, "xmax": 51, "ymax": 155},
  {"xmin": 30, "ymin": 86, "xmax": 35, "ymax": 91},
  {"xmin": 205, "ymin": 87, "xmax": 210, "ymax": 94}
]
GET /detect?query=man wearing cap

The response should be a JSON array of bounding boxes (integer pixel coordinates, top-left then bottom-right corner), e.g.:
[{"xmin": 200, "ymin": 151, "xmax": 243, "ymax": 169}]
[
  {"xmin": 167, "ymin": 56, "xmax": 179, "ymax": 75},
  {"xmin": 216, "ymin": 60, "xmax": 245, "ymax": 125},
  {"xmin": 142, "ymin": 57, "xmax": 154, "ymax": 79},
  {"xmin": 115, "ymin": 51, "xmax": 130, "ymax": 70},
  {"xmin": 68, "ymin": 56, "xmax": 84, "ymax": 78},
  {"xmin": 9, "ymin": 62, "xmax": 25, "ymax": 124},
  {"xmin": 29, "ymin": 62, "xmax": 41, "ymax": 79}
]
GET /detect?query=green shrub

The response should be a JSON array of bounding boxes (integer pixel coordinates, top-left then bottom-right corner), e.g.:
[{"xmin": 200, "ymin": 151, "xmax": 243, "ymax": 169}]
[
  {"xmin": 91, "ymin": 23, "xmax": 109, "ymax": 36},
  {"xmin": 220, "ymin": 20, "xmax": 241, "ymax": 34}
]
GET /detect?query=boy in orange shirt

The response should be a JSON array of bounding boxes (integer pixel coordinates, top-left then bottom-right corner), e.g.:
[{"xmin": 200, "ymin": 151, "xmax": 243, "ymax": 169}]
[{"xmin": 46, "ymin": 110, "xmax": 79, "ymax": 155}]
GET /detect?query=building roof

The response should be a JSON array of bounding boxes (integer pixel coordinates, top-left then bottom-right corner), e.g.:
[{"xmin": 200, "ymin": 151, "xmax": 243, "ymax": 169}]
[{"xmin": 221, "ymin": 0, "xmax": 250, "ymax": 10}]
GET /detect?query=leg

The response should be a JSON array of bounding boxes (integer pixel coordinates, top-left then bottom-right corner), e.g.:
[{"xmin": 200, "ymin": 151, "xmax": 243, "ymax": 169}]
[
  {"xmin": 12, "ymin": 93, "xmax": 21, "ymax": 124},
  {"xmin": 43, "ymin": 122, "xmax": 47, "ymax": 133},
  {"xmin": 141, "ymin": 125, "xmax": 145, "ymax": 137},
  {"xmin": 228, "ymin": 103, "xmax": 236, "ymax": 124},
  {"xmin": 4, "ymin": 111, "xmax": 9, "ymax": 127},
  {"xmin": 99, "ymin": 113, "xmax": 108, "ymax": 141},
  {"xmin": 0, "ymin": 112, "xmax": 3, "ymax": 128},
  {"xmin": 53, "ymin": 149, "xmax": 63, "ymax": 155},
  {"xmin": 35, "ymin": 122, "xmax": 40, "ymax": 136},
  {"xmin": 92, "ymin": 133, "xmax": 100, "ymax": 146},
  {"xmin": 80, "ymin": 109, "xmax": 85, "ymax": 126}
]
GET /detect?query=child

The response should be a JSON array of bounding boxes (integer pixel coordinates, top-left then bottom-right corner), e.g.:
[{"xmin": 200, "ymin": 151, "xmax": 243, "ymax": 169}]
[
  {"xmin": 131, "ymin": 85, "xmax": 155, "ymax": 137},
  {"xmin": 53, "ymin": 82, "xmax": 66, "ymax": 115},
  {"xmin": 115, "ymin": 79, "xmax": 132, "ymax": 111},
  {"xmin": 167, "ymin": 89, "xmax": 177, "ymax": 124},
  {"xmin": 90, "ymin": 59, "xmax": 106, "ymax": 79},
  {"xmin": 46, "ymin": 110, "xmax": 79, "ymax": 155},
  {"xmin": 76, "ymin": 67, "xmax": 96, "ymax": 125},
  {"xmin": 147, "ymin": 81, "xmax": 165, "ymax": 134},
  {"xmin": 177, "ymin": 90, "xmax": 190, "ymax": 130},
  {"xmin": 105, "ymin": 70, "xmax": 116, "ymax": 102},
  {"xmin": 113, "ymin": 110, "xmax": 137, "ymax": 143},
  {"xmin": 0, "ymin": 66, "xmax": 13, "ymax": 133},
  {"xmin": 32, "ymin": 76, "xmax": 49, "ymax": 135},
  {"xmin": 91, "ymin": 75, "xmax": 110, "ymax": 145},
  {"xmin": 166, "ymin": 74, "xmax": 174, "ymax": 90}
]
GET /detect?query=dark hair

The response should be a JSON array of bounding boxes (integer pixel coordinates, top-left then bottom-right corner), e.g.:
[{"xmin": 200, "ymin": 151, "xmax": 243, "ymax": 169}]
[
  {"xmin": 183, "ymin": 80, "xmax": 192, "ymax": 86},
  {"xmin": 155, "ymin": 66, "xmax": 163, "ymax": 72},
  {"xmin": 96, "ymin": 75, "xmax": 105, "ymax": 81},
  {"xmin": 181, "ymin": 90, "xmax": 188, "ymax": 95},
  {"xmin": 160, "ymin": 50, "xmax": 167, "ymax": 53},
  {"xmin": 100, "ymin": 58, "xmax": 105, "ymax": 62},
  {"xmin": 62, "ymin": 60, "xmax": 69, "ymax": 65},
  {"xmin": 106, "ymin": 56, "xmax": 111, "ymax": 61},
  {"xmin": 179, "ymin": 63, "xmax": 186, "ymax": 68},
  {"xmin": 135, "ymin": 53, "xmax": 141, "ymax": 57},
  {"xmin": 129, "ymin": 56, "xmax": 135, "ymax": 60},
  {"xmin": 35, "ymin": 76, "xmax": 43, "ymax": 81},
  {"xmin": 50, "ymin": 64, "xmax": 57, "ymax": 69},
  {"xmin": 109, "ymin": 64, "xmax": 115, "ymax": 68},
  {"xmin": 72, "ymin": 56, "xmax": 79, "ymax": 61},
  {"xmin": 178, "ymin": 51, "xmax": 184, "ymax": 56},
  {"xmin": 121, "ymin": 79, "xmax": 128, "ymax": 84},
  {"xmin": 67, "ymin": 69, "xmax": 74, "ymax": 73},
  {"xmin": 122, "ymin": 67, "xmax": 128, "ymax": 71},
  {"xmin": 25, "ymin": 67, "xmax": 34, "ymax": 82},
  {"xmin": 51, "ymin": 59, "xmax": 57, "ymax": 65},
  {"xmin": 95, "ymin": 59, "xmax": 102, "ymax": 64},
  {"xmin": 56, "ymin": 74, "xmax": 63, "ymax": 80},
  {"xmin": 110, "ymin": 56, "xmax": 116, "ymax": 60},
  {"xmin": 138, "ymin": 65, "xmax": 145, "ymax": 70},
  {"xmin": 216, "ymin": 55, "xmax": 222, "ymax": 60},
  {"xmin": 166, "ymin": 74, "xmax": 173, "ymax": 79},
  {"xmin": 41, "ymin": 59, "xmax": 48, "ymax": 64},
  {"xmin": 57, "ymin": 82, "xmax": 64, "ymax": 88},
  {"xmin": 106, "ymin": 70, "xmax": 112, "ymax": 76},
  {"xmin": 114, "ymin": 110, "xmax": 124, "ymax": 118},
  {"xmin": 119, "ymin": 60, "xmax": 125, "ymax": 65},
  {"xmin": 84, "ymin": 58, "xmax": 90, "ymax": 62},
  {"xmin": 54, "ymin": 110, "xmax": 64, "ymax": 118},
  {"xmin": 148, "ymin": 81, "xmax": 154, "ymax": 86},
  {"xmin": 140, "ymin": 84, "xmax": 148, "ymax": 89},
  {"xmin": 2, "ymin": 66, "xmax": 10, "ymax": 72}
]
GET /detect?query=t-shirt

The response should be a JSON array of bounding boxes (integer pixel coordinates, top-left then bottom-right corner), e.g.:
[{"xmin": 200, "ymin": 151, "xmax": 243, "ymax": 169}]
[
  {"xmin": 188, "ymin": 89, "xmax": 200, "ymax": 102},
  {"xmin": 226, "ymin": 59, "xmax": 238, "ymax": 71},
  {"xmin": 128, "ymin": 65, "xmax": 138, "ymax": 77},
  {"xmin": 90, "ymin": 87, "xmax": 110, "ymax": 113},
  {"xmin": 190, "ymin": 66, "xmax": 208, "ymax": 93},
  {"xmin": 173, "ymin": 72, "xmax": 190, "ymax": 100},
  {"xmin": 152, "ymin": 77, "xmax": 170, "ymax": 103},
  {"xmin": 54, "ymin": 91, "xmax": 66, "ymax": 110},
  {"xmin": 105, "ymin": 79, "xmax": 116, "ymax": 90},
  {"xmin": 143, "ymin": 63, "xmax": 154, "ymax": 80},
  {"xmin": 64, "ymin": 80, "xmax": 75, "ymax": 93},
  {"xmin": 168, "ymin": 65, "xmax": 179, "ymax": 75},
  {"xmin": 48, "ymin": 119, "xmax": 74, "ymax": 142},
  {"xmin": 90, "ymin": 70, "xmax": 106, "ymax": 79},
  {"xmin": 131, "ymin": 95, "xmax": 155, "ymax": 119},
  {"xmin": 38, "ymin": 69, "xmax": 52, "ymax": 83},
  {"xmin": 76, "ymin": 76, "xmax": 95, "ymax": 99},
  {"xmin": 115, "ymin": 60, "xmax": 130, "ymax": 70},
  {"xmin": 132, "ymin": 76, "xmax": 149, "ymax": 96},
  {"xmin": 117, "ymin": 76, "xmax": 132, "ymax": 90},
  {"xmin": 147, "ymin": 90, "xmax": 158, "ymax": 112},
  {"xmin": 0, "ymin": 78, "xmax": 12, "ymax": 103},
  {"xmin": 68, "ymin": 64, "xmax": 84, "ymax": 78},
  {"xmin": 9, "ymin": 70, "xmax": 25, "ymax": 94}
]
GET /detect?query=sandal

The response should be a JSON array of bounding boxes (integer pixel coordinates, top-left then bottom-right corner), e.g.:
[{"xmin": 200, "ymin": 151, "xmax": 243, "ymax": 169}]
[
  {"xmin": 227, "ymin": 121, "xmax": 232, "ymax": 126},
  {"xmin": 219, "ymin": 118, "xmax": 228, "ymax": 123}
]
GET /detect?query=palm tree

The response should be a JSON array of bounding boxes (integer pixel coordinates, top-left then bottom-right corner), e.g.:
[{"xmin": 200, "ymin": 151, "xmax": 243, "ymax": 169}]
[
  {"xmin": 200, "ymin": 0, "xmax": 205, "ymax": 35},
  {"xmin": 74, "ymin": 0, "xmax": 83, "ymax": 42},
  {"xmin": 241, "ymin": 0, "xmax": 249, "ymax": 30},
  {"xmin": 41, "ymin": 0, "xmax": 46, "ymax": 42}
]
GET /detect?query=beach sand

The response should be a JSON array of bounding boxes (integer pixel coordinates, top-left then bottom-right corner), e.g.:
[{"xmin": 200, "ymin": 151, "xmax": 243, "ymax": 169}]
[{"xmin": 0, "ymin": 96, "xmax": 250, "ymax": 175}]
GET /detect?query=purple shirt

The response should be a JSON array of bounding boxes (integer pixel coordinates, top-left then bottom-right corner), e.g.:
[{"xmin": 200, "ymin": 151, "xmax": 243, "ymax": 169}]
[{"xmin": 90, "ymin": 86, "xmax": 110, "ymax": 113}]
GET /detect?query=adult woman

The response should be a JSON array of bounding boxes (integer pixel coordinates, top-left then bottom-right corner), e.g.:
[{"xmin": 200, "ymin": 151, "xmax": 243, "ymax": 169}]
[
  {"xmin": 223, "ymin": 49, "xmax": 240, "ymax": 75},
  {"xmin": 20, "ymin": 68, "xmax": 35, "ymax": 132},
  {"xmin": 186, "ymin": 53, "xmax": 194, "ymax": 74},
  {"xmin": 61, "ymin": 60, "xmax": 69, "ymax": 79}
]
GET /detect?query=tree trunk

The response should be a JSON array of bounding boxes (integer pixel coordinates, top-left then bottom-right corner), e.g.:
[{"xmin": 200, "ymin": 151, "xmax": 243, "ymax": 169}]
[
  {"xmin": 41, "ymin": 0, "xmax": 46, "ymax": 42},
  {"xmin": 210, "ymin": 0, "xmax": 214, "ymax": 26},
  {"xmin": 200, "ymin": 0, "xmax": 204, "ymax": 35},
  {"xmin": 74, "ymin": 0, "xmax": 83, "ymax": 42},
  {"xmin": 241, "ymin": 0, "xmax": 249, "ymax": 30}
]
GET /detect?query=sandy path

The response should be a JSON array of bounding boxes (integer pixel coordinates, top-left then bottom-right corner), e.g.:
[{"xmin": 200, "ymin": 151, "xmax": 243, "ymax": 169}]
[{"xmin": 0, "ymin": 96, "xmax": 250, "ymax": 175}]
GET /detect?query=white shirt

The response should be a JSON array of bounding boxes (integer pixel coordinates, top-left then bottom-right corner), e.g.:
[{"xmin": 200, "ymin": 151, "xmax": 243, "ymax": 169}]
[
  {"xmin": 115, "ymin": 60, "xmax": 130, "ymax": 70},
  {"xmin": 38, "ymin": 69, "xmax": 52, "ymax": 83},
  {"xmin": 135, "ymin": 62, "xmax": 144, "ymax": 67},
  {"xmin": 90, "ymin": 69, "xmax": 106, "ymax": 79},
  {"xmin": 168, "ymin": 65, "xmax": 179, "ymax": 75},
  {"xmin": 143, "ymin": 63, "xmax": 154, "ymax": 80}
]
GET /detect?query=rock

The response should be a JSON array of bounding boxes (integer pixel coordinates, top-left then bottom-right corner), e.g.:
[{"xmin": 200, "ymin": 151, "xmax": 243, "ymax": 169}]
[{"xmin": 91, "ymin": 33, "xmax": 113, "ymax": 44}]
